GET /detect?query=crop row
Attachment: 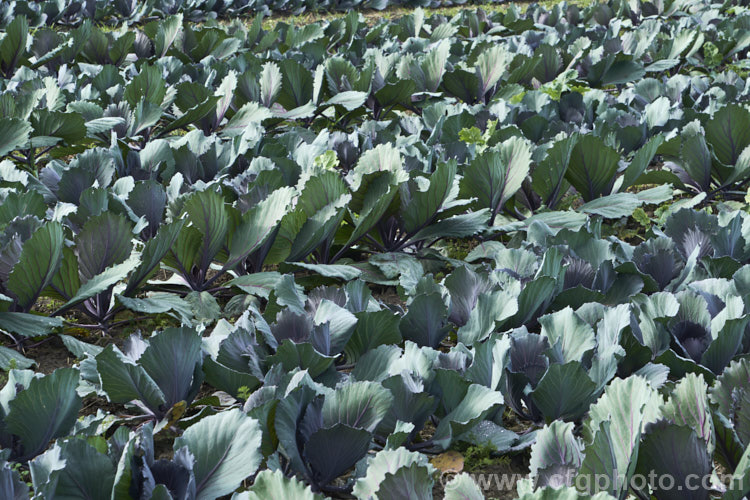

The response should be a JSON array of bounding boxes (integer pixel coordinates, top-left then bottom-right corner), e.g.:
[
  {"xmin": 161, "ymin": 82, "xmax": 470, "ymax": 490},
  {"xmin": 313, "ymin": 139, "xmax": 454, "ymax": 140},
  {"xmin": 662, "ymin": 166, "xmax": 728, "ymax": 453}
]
[
  {"xmin": 0, "ymin": 0, "xmax": 503, "ymax": 27},
  {"xmin": 2, "ymin": 0, "xmax": 750, "ymax": 498},
  {"xmin": 3, "ymin": 207, "xmax": 750, "ymax": 497}
]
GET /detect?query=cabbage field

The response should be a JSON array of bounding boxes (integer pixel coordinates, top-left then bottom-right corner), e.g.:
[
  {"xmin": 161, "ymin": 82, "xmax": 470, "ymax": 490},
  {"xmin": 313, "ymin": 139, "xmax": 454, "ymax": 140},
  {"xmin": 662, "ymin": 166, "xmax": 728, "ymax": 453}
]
[{"xmin": 1, "ymin": 0, "xmax": 750, "ymax": 497}]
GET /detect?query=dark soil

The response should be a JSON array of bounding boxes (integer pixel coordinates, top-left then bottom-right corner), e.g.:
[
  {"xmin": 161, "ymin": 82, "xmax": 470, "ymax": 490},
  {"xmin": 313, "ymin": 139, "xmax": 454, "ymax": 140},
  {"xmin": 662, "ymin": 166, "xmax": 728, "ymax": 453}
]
[
  {"xmin": 80, "ymin": 394, "xmax": 124, "ymax": 417},
  {"xmin": 433, "ymin": 454, "xmax": 530, "ymax": 500},
  {"xmin": 21, "ymin": 335, "xmax": 74, "ymax": 374},
  {"xmin": 372, "ymin": 286, "xmax": 406, "ymax": 309}
]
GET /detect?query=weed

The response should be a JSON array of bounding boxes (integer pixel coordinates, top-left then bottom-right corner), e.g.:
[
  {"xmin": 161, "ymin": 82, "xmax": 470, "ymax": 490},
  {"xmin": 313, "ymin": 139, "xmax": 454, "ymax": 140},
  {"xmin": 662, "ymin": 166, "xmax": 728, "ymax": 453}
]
[{"xmin": 456, "ymin": 442, "xmax": 511, "ymax": 472}]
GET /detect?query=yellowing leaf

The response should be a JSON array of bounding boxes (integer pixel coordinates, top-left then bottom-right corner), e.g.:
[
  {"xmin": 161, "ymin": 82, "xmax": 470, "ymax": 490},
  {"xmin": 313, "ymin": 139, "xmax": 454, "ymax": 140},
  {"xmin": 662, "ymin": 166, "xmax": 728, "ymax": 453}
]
[{"xmin": 430, "ymin": 450, "xmax": 464, "ymax": 473}]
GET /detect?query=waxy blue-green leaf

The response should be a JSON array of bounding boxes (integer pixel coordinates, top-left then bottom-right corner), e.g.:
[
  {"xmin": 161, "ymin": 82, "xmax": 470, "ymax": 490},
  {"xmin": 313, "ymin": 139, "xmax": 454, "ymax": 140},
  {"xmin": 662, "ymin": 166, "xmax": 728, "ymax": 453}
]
[
  {"xmin": 228, "ymin": 272, "xmax": 282, "ymax": 300},
  {"xmin": 95, "ymin": 345, "xmax": 167, "ymax": 413},
  {"xmin": 530, "ymin": 362, "xmax": 597, "ymax": 422},
  {"xmin": 322, "ymin": 380, "xmax": 393, "ymax": 432},
  {"xmin": 432, "ymin": 384, "xmax": 504, "ymax": 450},
  {"xmin": 235, "ymin": 469, "xmax": 323, "ymax": 500},
  {"xmin": 565, "ymin": 135, "xmax": 620, "ymax": 201},
  {"xmin": 154, "ymin": 14, "xmax": 183, "ymax": 57},
  {"xmin": 139, "ymin": 327, "xmax": 203, "ymax": 409},
  {"xmin": 0, "ymin": 313, "xmax": 63, "ymax": 338},
  {"xmin": 0, "ymin": 16, "xmax": 28, "ymax": 77},
  {"xmin": 0, "ymin": 346, "xmax": 35, "ymax": 370},
  {"xmin": 221, "ymin": 102, "xmax": 271, "ymax": 137},
  {"xmin": 460, "ymin": 137, "xmax": 531, "ymax": 223},
  {"xmin": 30, "ymin": 438, "xmax": 116, "ymax": 499},
  {"xmin": 175, "ymin": 409, "xmax": 263, "ymax": 500},
  {"xmin": 582, "ymin": 375, "xmax": 662, "ymax": 498},
  {"xmin": 0, "ymin": 459, "xmax": 28, "ymax": 499},
  {"xmin": 226, "ymin": 187, "xmax": 294, "ymax": 270},
  {"xmin": 579, "ymin": 193, "xmax": 643, "ymax": 218},
  {"xmin": 75, "ymin": 212, "xmax": 133, "ymax": 280},
  {"xmin": 528, "ymin": 420, "xmax": 582, "ymax": 488},
  {"xmin": 0, "ymin": 118, "xmax": 32, "ymax": 157},
  {"xmin": 305, "ymin": 424, "xmax": 372, "ymax": 487},
  {"xmin": 634, "ymin": 421, "xmax": 712, "ymax": 500},
  {"xmin": 260, "ymin": 62, "xmax": 282, "ymax": 108},
  {"xmin": 124, "ymin": 220, "xmax": 184, "ymax": 296},
  {"xmin": 353, "ymin": 448, "xmax": 435, "ymax": 500},
  {"xmin": 6, "ymin": 222, "xmax": 64, "ymax": 312},
  {"xmin": 6, "ymin": 368, "xmax": 81, "ymax": 461},
  {"xmin": 402, "ymin": 160, "xmax": 456, "ymax": 234},
  {"xmin": 124, "ymin": 65, "xmax": 166, "ymax": 109},
  {"xmin": 400, "ymin": 292, "xmax": 450, "ymax": 349},
  {"xmin": 705, "ymin": 104, "xmax": 750, "ymax": 167},
  {"xmin": 57, "ymin": 256, "xmax": 139, "ymax": 312},
  {"xmin": 184, "ymin": 189, "xmax": 229, "ymax": 275}
]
